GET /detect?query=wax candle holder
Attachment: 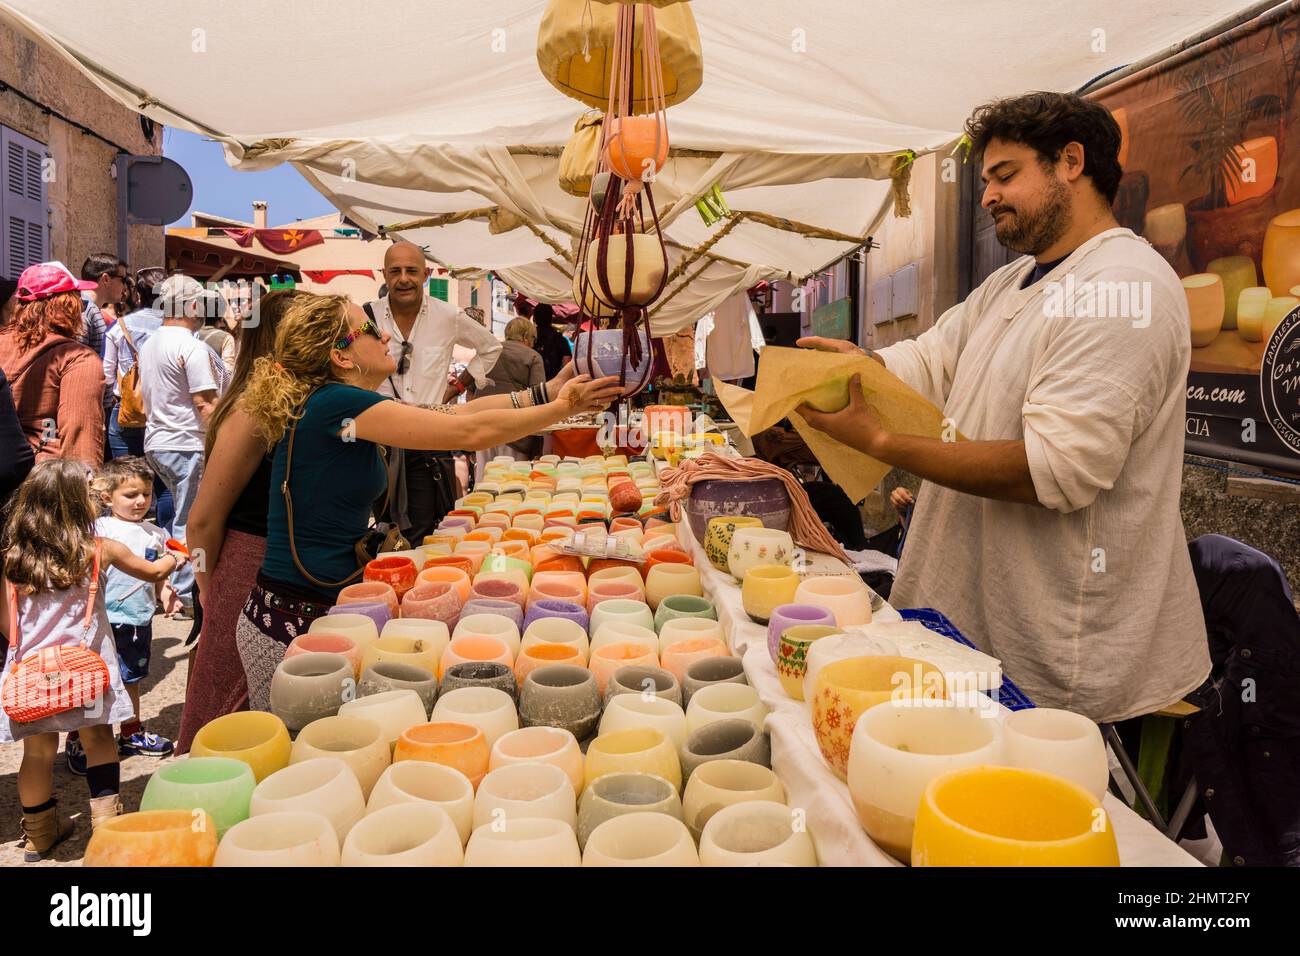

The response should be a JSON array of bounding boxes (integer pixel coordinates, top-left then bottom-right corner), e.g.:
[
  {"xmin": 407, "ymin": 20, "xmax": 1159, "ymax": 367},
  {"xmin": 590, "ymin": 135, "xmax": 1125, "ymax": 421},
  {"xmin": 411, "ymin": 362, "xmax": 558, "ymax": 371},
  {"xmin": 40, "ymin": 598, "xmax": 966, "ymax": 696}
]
[
  {"xmin": 367, "ymin": 761, "xmax": 475, "ymax": 846},
  {"xmin": 381, "ymin": 617, "xmax": 451, "ymax": 655},
  {"xmin": 457, "ymin": 598, "xmax": 524, "ymax": 632},
  {"xmin": 802, "ymin": 632, "xmax": 902, "ymax": 703},
  {"xmin": 741, "ymin": 565, "xmax": 801, "ymax": 625},
  {"xmin": 417, "ymin": 566, "xmax": 473, "ymax": 604},
  {"xmin": 341, "ymin": 802, "xmax": 464, "ymax": 867},
  {"xmin": 364, "ymin": 556, "xmax": 418, "ymax": 600},
  {"xmin": 652, "ymin": 595, "xmax": 717, "ymax": 634},
  {"xmin": 441, "ymin": 661, "xmax": 518, "ymax": 701},
  {"xmin": 463, "ymin": 817, "xmax": 581, "ymax": 867},
  {"xmin": 361, "ymin": 633, "xmax": 444, "ymax": 679},
  {"xmin": 327, "ymin": 600, "xmax": 390, "ymax": 632},
  {"xmin": 269, "ymin": 652, "xmax": 354, "ymax": 732},
  {"xmin": 644, "ymin": 564, "xmax": 703, "ymax": 611},
  {"xmin": 530, "ymin": 571, "xmax": 589, "ymax": 605},
  {"xmin": 586, "ymin": 566, "xmax": 646, "ymax": 598},
  {"xmin": 214, "ymin": 811, "xmax": 340, "ymax": 867},
  {"xmin": 439, "ymin": 635, "xmax": 513, "ymax": 679},
  {"xmin": 515, "ymin": 642, "xmax": 584, "ymax": 684},
  {"xmin": 83, "ymin": 809, "xmax": 218, "ymax": 867},
  {"xmin": 586, "ymin": 579, "xmax": 644, "ymax": 613},
  {"xmin": 848, "ymin": 700, "xmax": 1002, "ymax": 863},
  {"xmin": 685, "ymin": 683, "xmax": 768, "ymax": 734},
  {"xmin": 585, "ymin": 728, "xmax": 682, "ymax": 793},
  {"xmin": 140, "ymin": 756, "xmax": 256, "ymax": 837},
  {"xmin": 766, "ymin": 604, "xmax": 838, "ymax": 663},
  {"xmin": 338, "ymin": 581, "xmax": 399, "ymax": 618},
  {"xmin": 359, "ymin": 660, "xmax": 438, "ymax": 717},
  {"xmin": 401, "ymin": 581, "xmax": 463, "ymax": 626},
  {"xmin": 811, "ymin": 656, "xmax": 946, "ymax": 779},
  {"xmin": 310, "ymin": 613, "xmax": 377, "ymax": 654},
  {"xmin": 698, "ymin": 800, "xmax": 817, "ymax": 867},
  {"xmin": 285, "ymin": 632, "xmax": 361, "ymax": 677},
  {"xmin": 679, "ymin": 718, "xmax": 771, "ymax": 782},
  {"xmin": 1002, "ymin": 707, "xmax": 1109, "ymax": 800},
  {"xmin": 474, "ymin": 567, "xmax": 530, "ymax": 595},
  {"xmin": 793, "ymin": 576, "xmax": 873, "ymax": 628},
  {"xmin": 394, "ymin": 721, "xmax": 490, "ymax": 788},
  {"xmin": 431, "ymin": 686, "xmax": 519, "ymax": 748},
  {"xmin": 421, "ymin": 554, "xmax": 475, "ymax": 578},
  {"xmin": 604, "ymin": 665, "xmax": 682, "ymax": 707},
  {"xmin": 775, "ymin": 624, "xmax": 842, "ymax": 700},
  {"xmin": 589, "ymin": 598, "xmax": 655, "ymax": 637},
  {"xmin": 704, "ymin": 517, "xmax": 764, "ymax": 572},
  {"xmin": 338, "ymin": 689, "xmax": 429, "ymax": 752},
  {"xmin": 911, "ymin": 766, "xmax": 1119, "ymax": 867},
  {"xmin": 522, "ymin": 598, "xmax": 591, "ymax": 634},
  {"xmin": 599, "ymin": 694, "xmax": 689, "ymax": 747},
  {"xmin": 467, "ymin": 577, "xmax": 526, "ymax": 613},
  {"xmin": 191, "ymin": 711, "xmax": 291, "ymax": 783},
  {"xmin": 642, "ymin": 548, "xmax": 693, "ymax": 581},
  {"xmin": 520, "ymin": 665, "xmax": 602, "ymax": 739},
  {"xmin": 291, "ymin": 714, "xmax": 391, "ymax": 800},
  {"xmin": 660, "ymin": 637, "xmax": 728, "ymax": 684},
  {"xmin": 589, "ymin": 642, "xmax": 659, "ymax": 695},
  {"xmin": 489, "ymin": 726, "xmax": 584, "ymax": 794},
  {"xmin": 590, "ymin": 621, "xmax": 659, "ymax": 658},
  {"xmin": 452, "ymin": 613, "xmax": 521, "ymax": 657},
  {"xmin": 576, "ymin": 772, "xmax": 683, "ymax": 850},
  {"xmin": 521, "ymin": 617, "xmax": 590, "ymax": 663},
  {"xmin": 682, "ymin": 657, "xmax": 747, "ymax": 706},
  {"xmin": 250, "ymin": 756, "xmax": 366, "ymax": 842},
  {"xmin": 658, "ymin": 617, "xmax": 725, "ymax": 656},
  {"xmin": 681, "ymin": 759, "xmax": 786, "ymax": 839},
  {"xmin": 473, "ymin": 763, "xmax": 577, "ymax": 831},
  {"xmin": 727, "ymin": 528, "xmax": 795, "ymax": 581},
  {"xmin": 582, "ymin": 812, "xmax": 699, "ymax": 867}
]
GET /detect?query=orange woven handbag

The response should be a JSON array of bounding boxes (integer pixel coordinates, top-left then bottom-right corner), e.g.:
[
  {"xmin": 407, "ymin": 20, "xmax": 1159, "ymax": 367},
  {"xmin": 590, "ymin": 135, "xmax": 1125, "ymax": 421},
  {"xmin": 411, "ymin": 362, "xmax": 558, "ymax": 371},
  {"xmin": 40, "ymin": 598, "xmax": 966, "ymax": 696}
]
[{"xmin": 2, "ymin": 544, "xmax": 110, "ymax": 724}]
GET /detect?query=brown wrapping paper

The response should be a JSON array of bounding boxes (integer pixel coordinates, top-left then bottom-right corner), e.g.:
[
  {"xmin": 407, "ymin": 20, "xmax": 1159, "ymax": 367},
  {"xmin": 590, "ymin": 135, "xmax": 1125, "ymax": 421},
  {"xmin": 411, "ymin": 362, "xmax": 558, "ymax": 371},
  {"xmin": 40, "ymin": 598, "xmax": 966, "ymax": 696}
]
[{"xmin": 734, "ymin": 346, "xmax": 960, "ymax": 504}]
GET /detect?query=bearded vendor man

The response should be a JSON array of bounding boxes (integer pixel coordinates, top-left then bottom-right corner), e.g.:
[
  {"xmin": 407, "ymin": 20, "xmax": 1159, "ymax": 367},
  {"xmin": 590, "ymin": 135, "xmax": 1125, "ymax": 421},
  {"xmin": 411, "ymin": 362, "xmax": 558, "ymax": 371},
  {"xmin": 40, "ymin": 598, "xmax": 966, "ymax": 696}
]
[{"xmin": 798, "ymin": 92, "xmax": 1210, "ymax": 724}]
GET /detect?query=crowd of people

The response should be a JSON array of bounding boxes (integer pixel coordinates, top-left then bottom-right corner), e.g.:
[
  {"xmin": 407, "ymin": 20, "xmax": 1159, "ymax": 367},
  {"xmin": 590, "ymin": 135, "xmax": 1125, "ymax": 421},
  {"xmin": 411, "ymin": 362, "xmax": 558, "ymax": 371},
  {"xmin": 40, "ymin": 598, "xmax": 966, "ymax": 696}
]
[{"xmin": 0, "ymin": 241, "xmax": 620, "ymax": 861}]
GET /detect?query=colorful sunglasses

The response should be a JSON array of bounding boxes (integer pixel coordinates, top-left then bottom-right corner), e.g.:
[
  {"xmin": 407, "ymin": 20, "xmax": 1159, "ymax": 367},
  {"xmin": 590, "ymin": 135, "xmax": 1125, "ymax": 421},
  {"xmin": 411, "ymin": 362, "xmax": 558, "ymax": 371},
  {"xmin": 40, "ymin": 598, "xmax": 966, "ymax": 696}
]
[{"xmin": 335, "ymin": 319, "xmax": 382, "ymax": 351}]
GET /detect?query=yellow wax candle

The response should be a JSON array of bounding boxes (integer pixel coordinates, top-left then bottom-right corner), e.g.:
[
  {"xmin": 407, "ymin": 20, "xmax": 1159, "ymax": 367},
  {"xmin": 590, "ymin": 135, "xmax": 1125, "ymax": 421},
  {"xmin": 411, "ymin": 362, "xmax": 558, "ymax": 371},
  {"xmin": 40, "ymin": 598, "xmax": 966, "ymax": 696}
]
[
  {"xmin": 1206, "ymin": 256, "xmax": 1257, "ymax": 329},
  {"xmin": 1263, "ymin": 296, "xmax": 1299, "ymax": 341},
  {"xmin": 1182, "ymin": 274, "xmax": 1225, "ymax": 347},
  {"xmin": 1237, "ymin": 287, "xmax": 1272, "ymax": 342}
]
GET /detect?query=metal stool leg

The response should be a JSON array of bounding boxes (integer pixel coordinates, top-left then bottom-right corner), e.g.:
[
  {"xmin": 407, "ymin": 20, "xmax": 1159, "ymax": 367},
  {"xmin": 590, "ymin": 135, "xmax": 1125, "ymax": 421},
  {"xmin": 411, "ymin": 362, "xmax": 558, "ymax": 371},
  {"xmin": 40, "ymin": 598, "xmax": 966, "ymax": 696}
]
[
  {"xmin": 1102, "ymin": 722, "xmax": 1168, "ymax": 831},
  {"xmin": 1164, "ymin": 777, "xmax": 1199, "ymax": 842}
]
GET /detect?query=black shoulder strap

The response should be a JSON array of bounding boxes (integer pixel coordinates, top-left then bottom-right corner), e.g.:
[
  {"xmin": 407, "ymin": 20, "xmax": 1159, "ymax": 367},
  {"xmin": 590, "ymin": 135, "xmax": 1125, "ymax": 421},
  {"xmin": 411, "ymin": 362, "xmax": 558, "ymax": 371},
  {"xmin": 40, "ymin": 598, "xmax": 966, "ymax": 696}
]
[{"xmin": 363, "ymin": 302, "xmax": 377, "ymax": 323}]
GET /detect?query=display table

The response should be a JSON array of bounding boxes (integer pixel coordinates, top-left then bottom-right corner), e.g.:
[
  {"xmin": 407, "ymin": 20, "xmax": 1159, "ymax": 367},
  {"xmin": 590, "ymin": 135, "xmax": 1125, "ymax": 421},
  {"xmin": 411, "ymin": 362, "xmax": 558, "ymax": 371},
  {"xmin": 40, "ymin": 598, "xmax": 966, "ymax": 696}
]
[{"xmin": 673, "ymin": 520, "xmax": 1202, "ymax": 868}]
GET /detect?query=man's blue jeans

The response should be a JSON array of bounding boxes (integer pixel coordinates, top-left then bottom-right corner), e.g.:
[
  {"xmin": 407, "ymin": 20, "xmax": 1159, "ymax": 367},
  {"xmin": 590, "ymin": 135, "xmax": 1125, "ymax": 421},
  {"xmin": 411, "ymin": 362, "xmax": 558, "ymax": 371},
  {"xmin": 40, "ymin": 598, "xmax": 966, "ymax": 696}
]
[{"xmin": 144, "ymin": 448, "xmax": 203, "ymax": 603}]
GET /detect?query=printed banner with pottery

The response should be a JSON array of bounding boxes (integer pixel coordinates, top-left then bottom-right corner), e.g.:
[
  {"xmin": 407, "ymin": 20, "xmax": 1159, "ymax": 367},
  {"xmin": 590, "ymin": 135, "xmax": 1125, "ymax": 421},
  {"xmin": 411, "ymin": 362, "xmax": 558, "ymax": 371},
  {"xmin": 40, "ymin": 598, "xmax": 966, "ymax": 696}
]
[
  {"xmin": 744, "ymin": 346, "xmax": 958, "ymax": 503},
  {"xmin": 1089, "ymin": 7, "xmax": 1300, "ymax": 475}
]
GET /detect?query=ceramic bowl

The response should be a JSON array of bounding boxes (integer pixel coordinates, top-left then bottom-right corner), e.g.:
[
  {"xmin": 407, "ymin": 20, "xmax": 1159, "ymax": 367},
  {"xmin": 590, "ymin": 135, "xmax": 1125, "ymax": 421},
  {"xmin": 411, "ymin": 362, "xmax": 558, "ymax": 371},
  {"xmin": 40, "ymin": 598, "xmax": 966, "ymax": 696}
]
[
  {"xmin": 576, "ymin": 772, "xmax": 683, "ymax": 850},
  {"xmin": 681, "ymin": 759, "xmax": 786, "ymax": 839},
  {"xmin": 682, "ymin": 657, "xmax": 746, "ymax": 706},
  {"xmin": 291, "ymin": 714, "xmax": 390, "ymax": 800},
  {"xmin": 582, "ymin": 812, "xmax": 699, "ymax": 867},
  {"xmin": 366, "ymin": 761, "xmax": 475, "ymax": 845},
  {"xmin": 698, "ymin": 800, "xmax": 817, "ymax": 867},
  {"xmin": 519, "ymin": 665, "xmax": 602, "ymax": 739}
]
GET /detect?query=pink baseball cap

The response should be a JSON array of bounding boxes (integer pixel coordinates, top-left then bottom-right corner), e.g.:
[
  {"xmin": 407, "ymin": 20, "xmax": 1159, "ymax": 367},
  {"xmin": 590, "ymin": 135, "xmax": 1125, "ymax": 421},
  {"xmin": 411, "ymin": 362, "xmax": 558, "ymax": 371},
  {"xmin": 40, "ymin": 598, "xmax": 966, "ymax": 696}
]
[{"xmin": 16, "ymin": 261, "xmax": 97, "ymax": 302}]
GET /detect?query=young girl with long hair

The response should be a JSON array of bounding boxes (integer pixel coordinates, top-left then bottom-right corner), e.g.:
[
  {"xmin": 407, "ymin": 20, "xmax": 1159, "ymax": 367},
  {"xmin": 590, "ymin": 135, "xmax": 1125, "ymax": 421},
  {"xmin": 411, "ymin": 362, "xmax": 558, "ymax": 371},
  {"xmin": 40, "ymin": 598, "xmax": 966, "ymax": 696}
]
[{"xmin": 0, "ymin": 461, "xmax": 186, "ymax": 860}]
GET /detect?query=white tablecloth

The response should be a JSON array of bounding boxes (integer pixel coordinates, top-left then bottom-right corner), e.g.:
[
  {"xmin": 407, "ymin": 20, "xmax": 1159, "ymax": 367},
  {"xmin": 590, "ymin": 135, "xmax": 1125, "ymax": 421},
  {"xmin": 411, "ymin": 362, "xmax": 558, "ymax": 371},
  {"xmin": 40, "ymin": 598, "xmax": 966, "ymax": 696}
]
[{"xmin": 675, "ymin": 520, "xmax": 1201, "ymax": 868}]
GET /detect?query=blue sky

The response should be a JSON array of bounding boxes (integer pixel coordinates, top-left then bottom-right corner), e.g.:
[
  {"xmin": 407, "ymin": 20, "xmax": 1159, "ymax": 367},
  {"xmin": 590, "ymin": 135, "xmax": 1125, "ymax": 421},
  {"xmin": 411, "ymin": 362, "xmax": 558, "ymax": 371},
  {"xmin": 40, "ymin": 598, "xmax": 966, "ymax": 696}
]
[{"xmin": 163, "ymin": 127, "xmax": 336, "ymax": 226}]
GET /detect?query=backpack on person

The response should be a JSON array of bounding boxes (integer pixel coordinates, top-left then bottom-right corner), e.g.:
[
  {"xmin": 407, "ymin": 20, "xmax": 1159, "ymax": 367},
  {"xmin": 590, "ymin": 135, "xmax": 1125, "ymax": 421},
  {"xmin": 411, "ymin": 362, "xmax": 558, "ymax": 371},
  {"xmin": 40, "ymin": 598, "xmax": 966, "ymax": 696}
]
[{"xmin": 116, "ymin": 322, "xmax": 147, "ymax": 429}]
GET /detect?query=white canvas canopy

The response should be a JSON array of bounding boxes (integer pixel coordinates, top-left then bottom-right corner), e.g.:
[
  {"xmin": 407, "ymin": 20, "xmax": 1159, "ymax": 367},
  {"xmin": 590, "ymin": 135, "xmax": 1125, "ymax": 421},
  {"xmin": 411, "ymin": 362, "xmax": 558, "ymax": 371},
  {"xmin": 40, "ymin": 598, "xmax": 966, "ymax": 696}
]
[{"xmin": 0, "ymin": 0, "xmax": 1255, "ymax": 332}]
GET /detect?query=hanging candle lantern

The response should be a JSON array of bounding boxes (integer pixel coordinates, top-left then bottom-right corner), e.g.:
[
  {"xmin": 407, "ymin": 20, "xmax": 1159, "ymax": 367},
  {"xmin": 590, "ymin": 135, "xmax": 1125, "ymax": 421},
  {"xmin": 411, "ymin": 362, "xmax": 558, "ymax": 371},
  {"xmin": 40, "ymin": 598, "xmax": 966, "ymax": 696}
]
[{"xmin": 566, "ymin": 1, "xmax": 678, "ymax": 399}]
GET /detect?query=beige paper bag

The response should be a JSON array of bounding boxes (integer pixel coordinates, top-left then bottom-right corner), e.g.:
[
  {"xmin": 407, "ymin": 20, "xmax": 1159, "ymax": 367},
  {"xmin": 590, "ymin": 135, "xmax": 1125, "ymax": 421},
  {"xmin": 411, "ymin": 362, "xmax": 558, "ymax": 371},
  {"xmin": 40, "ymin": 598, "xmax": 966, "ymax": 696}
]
[{"xmin": 744, "ymin": 346, "xmax": 960, "ymax": 503}]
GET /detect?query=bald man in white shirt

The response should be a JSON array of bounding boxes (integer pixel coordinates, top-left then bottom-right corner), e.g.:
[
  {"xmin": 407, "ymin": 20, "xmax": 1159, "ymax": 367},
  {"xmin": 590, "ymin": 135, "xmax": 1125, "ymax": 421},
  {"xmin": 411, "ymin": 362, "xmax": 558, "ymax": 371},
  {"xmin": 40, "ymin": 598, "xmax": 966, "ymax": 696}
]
[{"xmin": 798, "ymin": 92, "xmax": 1210, "ymax": 724}]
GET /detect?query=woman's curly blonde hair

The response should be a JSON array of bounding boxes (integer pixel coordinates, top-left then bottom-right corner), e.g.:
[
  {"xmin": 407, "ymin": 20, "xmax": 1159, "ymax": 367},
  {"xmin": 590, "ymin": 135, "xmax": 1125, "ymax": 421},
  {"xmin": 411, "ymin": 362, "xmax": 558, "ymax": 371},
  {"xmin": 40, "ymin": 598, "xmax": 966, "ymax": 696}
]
[{"xmin": 238, "ymin": 292, "xmax": 353, "ymax": 447}]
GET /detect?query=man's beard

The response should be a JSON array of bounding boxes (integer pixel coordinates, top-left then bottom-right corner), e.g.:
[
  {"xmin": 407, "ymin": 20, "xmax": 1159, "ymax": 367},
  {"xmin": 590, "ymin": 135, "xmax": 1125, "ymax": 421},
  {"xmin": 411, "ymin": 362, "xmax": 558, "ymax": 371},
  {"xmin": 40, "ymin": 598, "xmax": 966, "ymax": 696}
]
[{"xmin": 992, "ymin": 177, "xmax": 1071, "ymax": 255}]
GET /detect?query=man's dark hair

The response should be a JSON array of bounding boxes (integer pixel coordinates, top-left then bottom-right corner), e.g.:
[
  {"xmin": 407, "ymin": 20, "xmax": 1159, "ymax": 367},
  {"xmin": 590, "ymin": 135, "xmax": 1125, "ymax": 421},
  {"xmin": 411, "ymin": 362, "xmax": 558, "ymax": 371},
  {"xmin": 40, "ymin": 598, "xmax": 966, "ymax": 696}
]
[
  {"xmin": 964, "ymin": 92, "xmax": 1123, "ymax": 205},
  {"xmin": 533, "ymin": 303, "xmax": 555, "ymax": 330},
  {"xmin": 81, "ymin": 253, "xmax": 123, "ymax": 282},
  {"xmin": 134, "ymin": 267, "xmax": 166, "ymax": 306}
]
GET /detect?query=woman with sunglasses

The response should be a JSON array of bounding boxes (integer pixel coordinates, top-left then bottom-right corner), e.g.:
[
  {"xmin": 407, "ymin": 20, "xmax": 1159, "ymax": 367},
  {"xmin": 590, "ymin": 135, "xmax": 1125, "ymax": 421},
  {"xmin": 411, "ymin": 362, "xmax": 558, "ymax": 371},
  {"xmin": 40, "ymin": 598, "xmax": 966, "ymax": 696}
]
[{"xmin": 229, "ymin": 293, "xmax": 623, "ymax": 709}]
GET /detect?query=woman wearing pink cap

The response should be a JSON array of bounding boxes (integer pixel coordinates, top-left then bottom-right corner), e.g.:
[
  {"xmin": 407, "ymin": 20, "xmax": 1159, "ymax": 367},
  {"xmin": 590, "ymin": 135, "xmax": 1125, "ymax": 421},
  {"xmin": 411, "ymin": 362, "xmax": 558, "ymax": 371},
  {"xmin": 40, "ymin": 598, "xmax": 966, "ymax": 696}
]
[{"xmin": 0, "ymin": 262, "xmax": 105, "ymax": 465}]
